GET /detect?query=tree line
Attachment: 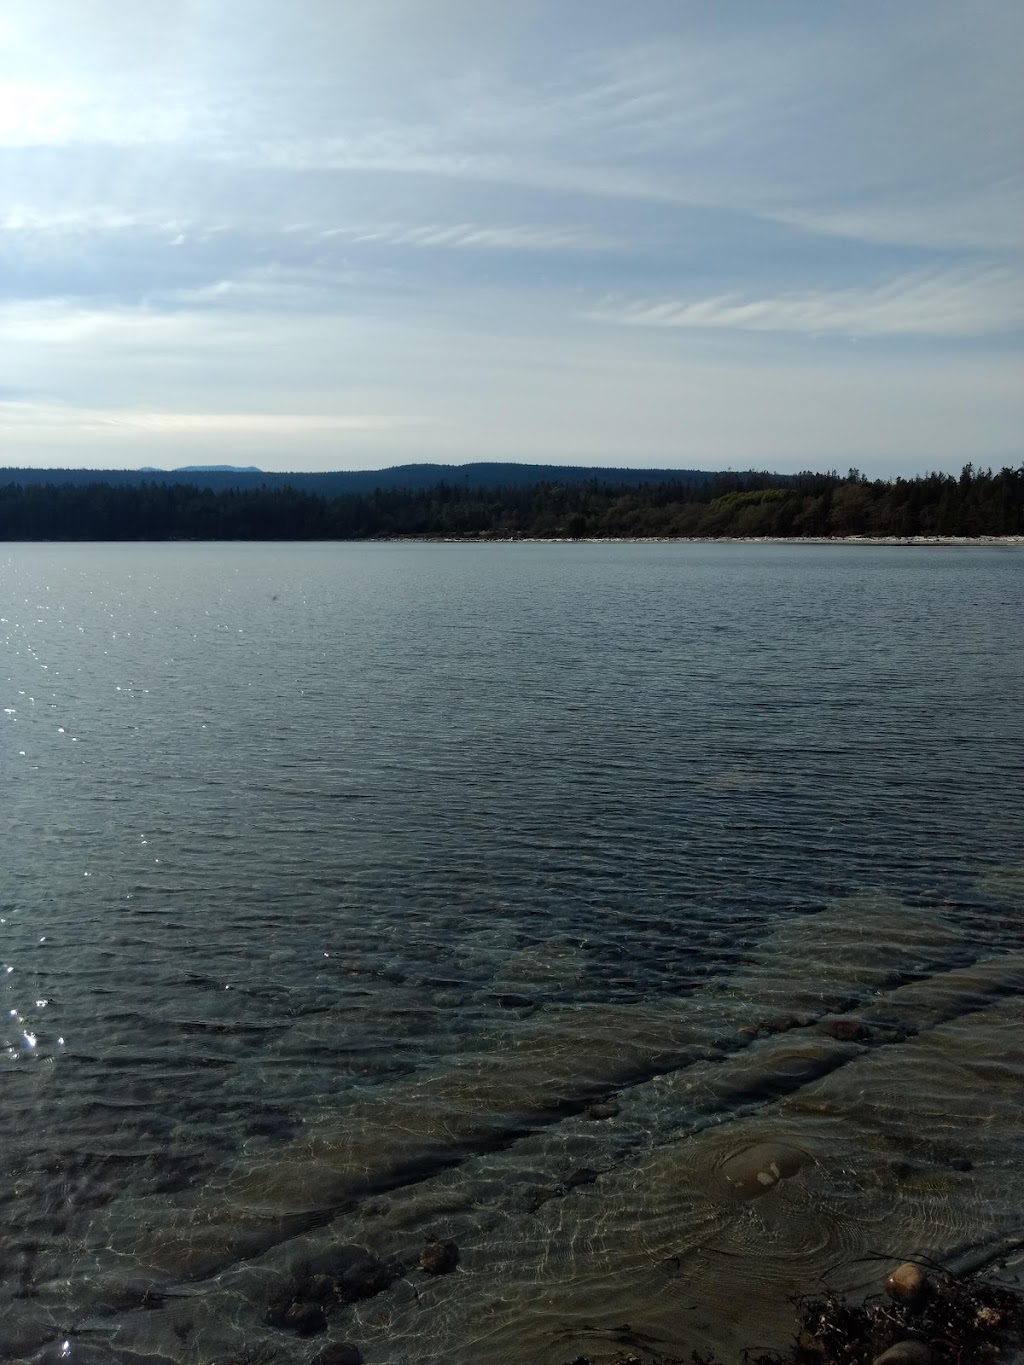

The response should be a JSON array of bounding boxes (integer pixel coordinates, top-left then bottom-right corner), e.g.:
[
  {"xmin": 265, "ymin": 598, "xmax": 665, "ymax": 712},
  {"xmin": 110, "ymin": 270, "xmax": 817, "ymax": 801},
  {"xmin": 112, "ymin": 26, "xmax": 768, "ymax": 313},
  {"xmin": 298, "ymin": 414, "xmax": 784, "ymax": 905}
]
[{"xmin": 0, "ymin": 465, "xmax": 1021, "ymax": 540}]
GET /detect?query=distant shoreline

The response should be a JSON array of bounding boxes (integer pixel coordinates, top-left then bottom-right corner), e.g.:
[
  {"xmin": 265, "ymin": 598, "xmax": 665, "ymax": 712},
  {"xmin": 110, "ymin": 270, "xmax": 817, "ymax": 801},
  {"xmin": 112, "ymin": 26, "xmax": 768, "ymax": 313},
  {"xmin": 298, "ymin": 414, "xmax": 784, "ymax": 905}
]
[
  {"xmin": 373, "ymin": 534, "xmax": 1024, "ymax": 547},
  {"xmin": 5, "ymin": 468, "xmax": 1021, "ymax": 541},
  {"xmin": 4, "ymin": 534, "xmax": 1024, "ymax": 547}
]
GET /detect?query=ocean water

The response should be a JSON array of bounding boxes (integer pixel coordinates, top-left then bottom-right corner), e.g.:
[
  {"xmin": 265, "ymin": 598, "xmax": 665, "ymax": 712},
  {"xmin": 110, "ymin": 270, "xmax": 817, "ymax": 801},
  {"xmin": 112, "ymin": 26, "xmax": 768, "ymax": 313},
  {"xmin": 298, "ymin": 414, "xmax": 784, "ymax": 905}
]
[{"xmin": 2, "ymin": 540, "xmax": 1023, "ymax": 1365}]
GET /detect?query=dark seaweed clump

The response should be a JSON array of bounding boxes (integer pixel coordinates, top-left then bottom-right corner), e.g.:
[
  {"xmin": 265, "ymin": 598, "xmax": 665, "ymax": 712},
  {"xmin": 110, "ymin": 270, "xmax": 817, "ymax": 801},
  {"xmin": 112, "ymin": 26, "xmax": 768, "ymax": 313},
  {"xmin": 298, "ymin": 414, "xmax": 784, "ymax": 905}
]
[
  {"xmin": 562, "ymin": 1266, "xmax": 1024, "ymax": 1365},
  {"xmin": 786, "ymin": 1269, "xmax": 1024, "ymax": 1364}
]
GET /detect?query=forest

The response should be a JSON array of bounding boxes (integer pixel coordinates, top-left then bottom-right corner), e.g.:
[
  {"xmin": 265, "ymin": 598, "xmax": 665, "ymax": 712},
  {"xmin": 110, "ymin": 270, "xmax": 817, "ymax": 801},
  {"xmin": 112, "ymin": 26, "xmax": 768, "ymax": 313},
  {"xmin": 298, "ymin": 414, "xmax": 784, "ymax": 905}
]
[{"xmin": 0, "ymin": 464, "xmax": 1021, "ymax": 541}]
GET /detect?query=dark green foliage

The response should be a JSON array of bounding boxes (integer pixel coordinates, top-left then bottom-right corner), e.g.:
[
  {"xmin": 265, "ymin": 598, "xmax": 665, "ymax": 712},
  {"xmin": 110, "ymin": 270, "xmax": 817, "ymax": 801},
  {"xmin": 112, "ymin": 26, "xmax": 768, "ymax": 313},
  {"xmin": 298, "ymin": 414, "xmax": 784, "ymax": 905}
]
[
  {"xmin": 707, "ymin": 487, "xmax": 792, "ymax": 511},
  {"xmin": 0, "ymin": 462, "xmax": 720, "ymax": 495},
  {"xmin": 0, "ymin": 464, "xmax": 1021, "ymax": 541}
]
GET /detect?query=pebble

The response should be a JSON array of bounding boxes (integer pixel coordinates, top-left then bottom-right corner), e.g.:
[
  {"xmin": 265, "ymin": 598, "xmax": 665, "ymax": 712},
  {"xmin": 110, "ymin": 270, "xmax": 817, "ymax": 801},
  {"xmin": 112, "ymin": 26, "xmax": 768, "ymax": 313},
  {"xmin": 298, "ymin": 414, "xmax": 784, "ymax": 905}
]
[
  {"xmin": 586, "ymin": 1101, "xmax": 620, "ymax": 1120},
  {"xmin": 884, "ymin": 1262, "xmax": 930, "ymax": 1306},
  {"xmin": 419, "ymin": 1237, "xmax": 459, "ymax": 1275},
  {"xmin": 872, "ymin": 1341, "xmax": 934, "ymax": 1365}
]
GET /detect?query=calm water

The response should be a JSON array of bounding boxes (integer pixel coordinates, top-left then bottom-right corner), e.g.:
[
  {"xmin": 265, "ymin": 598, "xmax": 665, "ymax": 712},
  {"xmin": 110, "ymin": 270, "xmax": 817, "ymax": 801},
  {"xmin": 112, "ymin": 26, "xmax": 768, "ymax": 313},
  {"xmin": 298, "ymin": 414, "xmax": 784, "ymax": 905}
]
[{"xmin": 2, "ymin": 541, "xmax": 1023, "ymax": 1365}]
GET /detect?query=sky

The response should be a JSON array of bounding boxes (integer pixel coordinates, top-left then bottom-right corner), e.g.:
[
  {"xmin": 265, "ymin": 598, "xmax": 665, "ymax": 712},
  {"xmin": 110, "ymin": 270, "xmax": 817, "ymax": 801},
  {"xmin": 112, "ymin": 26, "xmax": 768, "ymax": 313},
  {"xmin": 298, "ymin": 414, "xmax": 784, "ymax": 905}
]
[{"xmin": 1, "ymin": 0, "xmax": 1021, "ymax": 476}]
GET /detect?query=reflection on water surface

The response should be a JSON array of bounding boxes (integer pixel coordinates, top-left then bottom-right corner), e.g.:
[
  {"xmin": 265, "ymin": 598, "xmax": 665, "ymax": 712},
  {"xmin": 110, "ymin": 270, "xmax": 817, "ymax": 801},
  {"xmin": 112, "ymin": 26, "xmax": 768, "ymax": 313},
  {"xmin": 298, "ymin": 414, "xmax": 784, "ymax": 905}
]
[{"xmin": 2, "ymin": 542, "xmax": 1023, "ymax": 1363}]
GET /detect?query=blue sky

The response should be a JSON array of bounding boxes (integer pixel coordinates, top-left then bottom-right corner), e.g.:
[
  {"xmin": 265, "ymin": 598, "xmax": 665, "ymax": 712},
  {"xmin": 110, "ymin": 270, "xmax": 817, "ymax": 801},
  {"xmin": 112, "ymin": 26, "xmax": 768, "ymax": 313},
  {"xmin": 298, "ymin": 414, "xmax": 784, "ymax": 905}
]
[{"xmin": 1, "ymin": 0, "xmax": 1021, "ymax": 475}]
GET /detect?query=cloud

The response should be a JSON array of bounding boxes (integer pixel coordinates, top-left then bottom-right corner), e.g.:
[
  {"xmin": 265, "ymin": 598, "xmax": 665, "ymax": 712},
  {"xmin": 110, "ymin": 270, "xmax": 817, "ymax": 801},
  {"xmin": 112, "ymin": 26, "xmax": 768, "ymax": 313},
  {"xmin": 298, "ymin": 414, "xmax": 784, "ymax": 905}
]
[
  {"xmin": 0, "ymin": 207, "xmax": 191, "ymax": 235},
  {"xmin": 0, "ymin": 1, "xmax": 1021, "ymax": 473},
  {"xmin": 0, "ymin": 298, "xmax": 177, "ymax": 344},
  {"xmin": 585, "ymin": 269, "xmax": 1024, "ymax": 340},
  {"xmin": 0, "ymin": 401, "xmax": 431, "ymax": 434},
  {"xmin": 322, "ymin": 221, "xmax": 619, "ymax": 252},
  {"xmin": 764, "ymin": 191, "xmax": 1024, "ymax": 256}
]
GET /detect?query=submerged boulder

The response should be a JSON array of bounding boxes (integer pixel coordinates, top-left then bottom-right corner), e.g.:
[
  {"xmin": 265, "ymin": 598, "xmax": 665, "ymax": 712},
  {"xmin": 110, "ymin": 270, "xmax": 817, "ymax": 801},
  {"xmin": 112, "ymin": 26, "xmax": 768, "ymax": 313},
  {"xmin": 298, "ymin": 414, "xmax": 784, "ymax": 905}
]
[
  {"xmin": 311, "ymin": 1344, "xmax": 363, "ymax": 1365},
  {"xmin": 719, "ymin": 1140, "xmax": 809, "ymax": 1199},
  {"xmin": 586, "ymin": 1101, "xmax": 621, "ymax": 1120},
  {"xmin": 419, "ymin": 1236, "xmax": 459, "ymax": 1275},
  {"xmin": 265, "ymin": 1293, "xmax": 328, "ymax": 1336},
  {"xmin": 823, "ymin": 1015, "xmax": 872, "ymax": 1042},
  {"xmin": 563, "ymin": 1167, "xmax": 600, "ymax": 1190}
]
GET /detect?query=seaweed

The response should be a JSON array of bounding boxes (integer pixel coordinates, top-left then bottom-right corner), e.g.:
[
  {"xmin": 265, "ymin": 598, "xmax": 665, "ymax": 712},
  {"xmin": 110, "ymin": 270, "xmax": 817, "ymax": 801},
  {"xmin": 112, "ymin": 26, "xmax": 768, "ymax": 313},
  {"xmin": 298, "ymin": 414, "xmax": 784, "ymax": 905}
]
[
  {"xmin": 791, "ymin": 1265, "xmax": 1024, "ymax": 1364},
  {"xmin": 560, "ymin": 1263, "xmax": 1024, "ymax": 1365}
]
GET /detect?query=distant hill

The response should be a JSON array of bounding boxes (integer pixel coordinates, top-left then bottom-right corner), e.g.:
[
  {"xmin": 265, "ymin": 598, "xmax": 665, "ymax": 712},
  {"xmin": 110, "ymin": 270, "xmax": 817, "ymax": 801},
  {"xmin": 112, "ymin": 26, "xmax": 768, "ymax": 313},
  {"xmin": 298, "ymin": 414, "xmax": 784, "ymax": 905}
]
[
  {"xmin": 141, "ymin": 465, "xmax": 264, "ymax": 474},
  {"xmin": 0, "ymin": 462, "xmax": 726, "ymax": 495}
]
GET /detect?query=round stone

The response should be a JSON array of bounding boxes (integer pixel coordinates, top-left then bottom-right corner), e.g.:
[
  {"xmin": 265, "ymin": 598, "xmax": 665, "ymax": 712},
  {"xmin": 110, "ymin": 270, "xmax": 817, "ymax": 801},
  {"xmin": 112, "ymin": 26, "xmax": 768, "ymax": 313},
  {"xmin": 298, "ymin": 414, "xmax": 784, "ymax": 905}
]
[
  {"xmin": 872, "ymin": 1341, "xmax": 933, "ymax": 1365},
  {"xmin": 884, "ymin": 1262, "xmax": 930, "ymax": 1305}
]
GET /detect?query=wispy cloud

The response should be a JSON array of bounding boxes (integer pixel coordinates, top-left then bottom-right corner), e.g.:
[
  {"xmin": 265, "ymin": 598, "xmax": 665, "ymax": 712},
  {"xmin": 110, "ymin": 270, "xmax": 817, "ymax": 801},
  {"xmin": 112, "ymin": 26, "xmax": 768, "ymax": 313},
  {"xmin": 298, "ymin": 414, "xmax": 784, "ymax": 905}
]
[
  {"xmin": 586, "ymin": 269, "xmax": 1024, "ymax": 340},
  {"xmin": 764, "ymin": 193, "xmax": 1024, "ymax": 255},
  {"xmin": 0, "ymin": 207, "xmax": 194, "ymax": 236},
  {"xmin": 0, "ymin": 208, "xmax": 616, "ymax": 254},
  {"xmin": 322, "ymin": 220, "xmax": 619, "ymax": 252},
  {"xmin": 1, "ymin": 1, "xmax": 1021, "ymax": 473},
  {"xmin": 0, "ymin": 400, "xmax": 435, "ymax": 436}
]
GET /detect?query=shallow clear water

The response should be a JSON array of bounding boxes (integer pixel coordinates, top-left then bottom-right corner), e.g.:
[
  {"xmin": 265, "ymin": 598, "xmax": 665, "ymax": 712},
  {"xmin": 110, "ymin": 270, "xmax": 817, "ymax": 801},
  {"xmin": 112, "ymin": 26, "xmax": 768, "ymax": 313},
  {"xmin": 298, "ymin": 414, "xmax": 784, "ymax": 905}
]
[{"xmin": 2, "ymin": 541, "xmax": 1023, "ymax": 1364}]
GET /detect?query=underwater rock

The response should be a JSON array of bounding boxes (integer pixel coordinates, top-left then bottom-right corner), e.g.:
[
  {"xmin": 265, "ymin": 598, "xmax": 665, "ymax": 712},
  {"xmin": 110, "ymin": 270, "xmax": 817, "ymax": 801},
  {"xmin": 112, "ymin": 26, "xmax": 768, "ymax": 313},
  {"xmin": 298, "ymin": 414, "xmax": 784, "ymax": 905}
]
[
  {"xmin": 738, "ymin": 1013, "xmax": 812, "ymax": 1039},
  {"xmin": 823, "ymin": 1016, "xmax": 871, "ymax": 1041},
  {"xmin": 264, "ymin": 1247, "xmax": 399, "ymax": 1339},
  {"xmin": 311, "ymin": 1344, "xmax": 363, "ymax": 1365},
  {"xmin": 884, "ymin": 1262, "xmax": 930, "ymax": 1306},
  {"xmin": 709, "ymin": 1037, "xmax": 851, "ymax": 1107},
  {"xmin": 586, "ymin": 1101, "xmax": 620, "ymax": 1120},
  {"xmin": 432, "ymin": 990, "xmax": 464, "ymax": 1009},
  {"xmin": 563, "ymin": 1167, "xmax": 599, "ymax": 1190},
  {"xmin": 265, "ymin": 1294, "xmax": 328, "ymax": 1335},
  {"xmin": 335, "ymin": 1252, "xmax": 397, "ymax": 1304},
  {"xmin": 95, "ymin": 1002, "xmax": 703, "ymax": 1283},
  {"xmin": 872, "ymin": 1341, "xmax": 934, "ymax": 1365},
  {"xmin": 419, "ymin": 1236, "xmax": 459, "ymax": 1275},
  {"xmin": 719, "ymin": 1140, "xmax": 809, "ymax": 1198},
  {"xmin": 305, "ymin": 1274, "xmax": 335, "ymax": 1302},
  {"xmin": 858, "ymin": 952, "xmax": 1024, "ymax": 1035}
]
